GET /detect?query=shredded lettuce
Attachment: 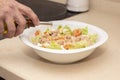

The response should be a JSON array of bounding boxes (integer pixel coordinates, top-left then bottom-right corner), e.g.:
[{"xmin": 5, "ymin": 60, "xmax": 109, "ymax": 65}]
[
  {"xmin": 44, "ymin": 28, "xmax": 50, "ymax": 33},
  {"xmin": 73, "ymin": 40, "xmax": 89, "ymax": 49},
  {"xmin": 89, "ymin": 34, "xmax": 98, "ymax": 43},
  {"xmin": 57, "ymin": 25, "xmax": 63, "ymax": 33},
  {"xmin": 47, "ymin": 41, "xmax": 62, "ymax": 50},
  {"xmin": 62, "ymin": 25, "xmax": 72, "ymax": 35},
  {"xmin": 31, "ymin": 35, "xmax": 41, "ymax": 44},
  {"xmin": 81, "ymin": 27, "xmax": 88, "ymax": 35},
  {"xmin": 57, "ymin": 25, "xmax": 62, "ymax": 30}
]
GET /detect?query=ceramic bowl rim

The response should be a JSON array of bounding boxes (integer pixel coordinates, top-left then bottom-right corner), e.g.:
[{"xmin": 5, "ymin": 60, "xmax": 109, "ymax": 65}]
[{"xmin": 19, "ymin": 20, "xmax": 108, "ymax": 54}]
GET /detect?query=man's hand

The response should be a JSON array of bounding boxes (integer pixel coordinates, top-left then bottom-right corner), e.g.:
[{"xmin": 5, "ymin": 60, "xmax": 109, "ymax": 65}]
[{"xmin": 0, "ymin": 0, "xmax": 39, "ymax": 38}]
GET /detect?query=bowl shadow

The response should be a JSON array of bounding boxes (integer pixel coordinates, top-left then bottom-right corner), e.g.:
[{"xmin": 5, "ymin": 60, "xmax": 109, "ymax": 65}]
[{"xmin": 22, "ymin": 46, "xmax": 107, "ymax": 78}]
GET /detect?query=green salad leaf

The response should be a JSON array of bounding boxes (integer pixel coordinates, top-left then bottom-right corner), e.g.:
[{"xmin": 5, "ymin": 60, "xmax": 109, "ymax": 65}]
[
  {"xmin": 47, "ymin": 41, "xmax": 62, "ymax": 50},
  {"xmin": 89, "ymin": 34, "xmax": 98, "ymax": 43},
  {"xmin": 81, "ymin": 27, "xmax": 88, "ymax": 35},
  {"xmin": 31, "ymin": 35, "xmax": 41, "ymax": 44},
  {"xmin": 73, "ymin": 40, "xmax": 89, "ymax": 49}
]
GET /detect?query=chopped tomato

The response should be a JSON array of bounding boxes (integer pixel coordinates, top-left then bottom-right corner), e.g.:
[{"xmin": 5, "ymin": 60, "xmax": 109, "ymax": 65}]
[
  {"xmin": 35, "ymin": 30, "xmax": 40, "ymax": 36},
  {"xmin": 73, "ymin": 29, "xmax": 82, "ymax": 37}
]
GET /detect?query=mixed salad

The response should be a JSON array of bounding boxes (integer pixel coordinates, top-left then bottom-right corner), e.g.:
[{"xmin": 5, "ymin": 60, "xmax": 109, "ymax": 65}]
[{"xmin": 31, "ymin": 25, "xmax": 98, "ymax": 50}]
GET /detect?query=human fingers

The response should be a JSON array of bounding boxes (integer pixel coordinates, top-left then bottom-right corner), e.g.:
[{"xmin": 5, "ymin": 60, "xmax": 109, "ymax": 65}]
[
  {"xmin": 0, "ymin": 19, "xmax": 4, "ymax": 37},
  {"xmin": 16, "ymin": 2, "xmax": 40, "ymax": 26},
  {"xmin": 3, "ymin": 16, "xmax": 16, "ymax": 38},
  {"xmin": 14, "ymin": 9, "xmax": 26, "ymax": 36}
]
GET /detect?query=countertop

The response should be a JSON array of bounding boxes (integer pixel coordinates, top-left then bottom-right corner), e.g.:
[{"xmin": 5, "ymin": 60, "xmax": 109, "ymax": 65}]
[{"xmin": 0, "ymin": 0, "xmax": 120, "ymax": 80}]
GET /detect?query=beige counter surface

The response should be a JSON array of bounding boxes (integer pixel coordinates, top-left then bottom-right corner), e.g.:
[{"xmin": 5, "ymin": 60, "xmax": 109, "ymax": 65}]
[{"xmin": 0, "ymin": 0, "xmax": 120, "ymax": 80}]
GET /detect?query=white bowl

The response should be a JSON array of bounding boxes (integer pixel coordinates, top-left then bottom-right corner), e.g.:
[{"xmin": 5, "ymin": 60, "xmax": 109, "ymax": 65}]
[{"xmin": 19, "ymin": 20, "xmax": 108, "ymax": 64}]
